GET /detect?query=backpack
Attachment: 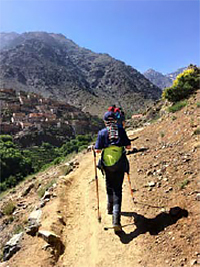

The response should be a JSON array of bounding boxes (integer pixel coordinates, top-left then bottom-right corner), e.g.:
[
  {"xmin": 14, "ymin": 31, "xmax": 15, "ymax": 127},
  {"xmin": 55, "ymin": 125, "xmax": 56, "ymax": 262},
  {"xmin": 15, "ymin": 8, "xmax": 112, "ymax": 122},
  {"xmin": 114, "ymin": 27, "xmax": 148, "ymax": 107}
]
[{"xmin": 101, "ymin": 145, "xmax": 129, "ymax": 173}]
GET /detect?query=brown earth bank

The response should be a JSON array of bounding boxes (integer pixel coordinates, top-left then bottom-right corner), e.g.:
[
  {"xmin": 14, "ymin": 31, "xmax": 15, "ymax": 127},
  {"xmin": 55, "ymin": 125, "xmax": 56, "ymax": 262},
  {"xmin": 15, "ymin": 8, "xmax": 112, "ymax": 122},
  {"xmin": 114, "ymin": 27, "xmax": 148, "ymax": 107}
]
[{"xmin": 0, "ymin": 90, "xmax": 199, "ymax": 267}]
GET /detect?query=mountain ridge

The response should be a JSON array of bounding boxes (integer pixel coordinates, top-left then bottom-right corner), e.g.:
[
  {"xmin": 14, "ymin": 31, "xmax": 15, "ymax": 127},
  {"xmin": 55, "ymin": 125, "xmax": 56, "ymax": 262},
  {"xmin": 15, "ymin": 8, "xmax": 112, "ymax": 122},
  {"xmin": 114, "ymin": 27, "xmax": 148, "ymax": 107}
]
[
  {"xmin": 0, "ymin": 32, "xmax": 162, "ymax": 116},
  {"xmin": 143, "ymin": 67, "xmax": 187, "ymax": 90}
]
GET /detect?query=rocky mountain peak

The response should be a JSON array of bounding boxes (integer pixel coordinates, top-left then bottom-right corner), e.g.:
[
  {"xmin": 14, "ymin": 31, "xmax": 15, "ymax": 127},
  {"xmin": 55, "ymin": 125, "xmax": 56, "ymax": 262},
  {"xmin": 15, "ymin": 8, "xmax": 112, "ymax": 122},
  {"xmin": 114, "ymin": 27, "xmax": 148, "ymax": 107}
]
[
  {"xmin": 143, "ymin": 67, "xmax": 187, "ymax": 90},
  {"xmin": 0, "ymin": 31, "xmax": 162, "ymax": 116}
]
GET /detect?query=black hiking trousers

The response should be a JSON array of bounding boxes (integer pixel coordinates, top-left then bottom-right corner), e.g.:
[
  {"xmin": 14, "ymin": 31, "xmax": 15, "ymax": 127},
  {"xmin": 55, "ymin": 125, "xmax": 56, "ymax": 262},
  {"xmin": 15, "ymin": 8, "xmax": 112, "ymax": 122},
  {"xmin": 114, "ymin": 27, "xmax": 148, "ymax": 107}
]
[{"xmin": 104, "ymin": 169, "xmax": 125, "ymax": 215}]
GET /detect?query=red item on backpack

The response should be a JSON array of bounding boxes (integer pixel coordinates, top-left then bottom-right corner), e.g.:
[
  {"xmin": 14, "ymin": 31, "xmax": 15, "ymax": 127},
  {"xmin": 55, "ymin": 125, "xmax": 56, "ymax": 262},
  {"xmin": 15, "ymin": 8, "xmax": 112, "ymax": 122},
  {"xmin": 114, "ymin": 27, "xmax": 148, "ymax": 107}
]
[{"xmin": 108, "ymin": 106, "xmax": 115, "ymax": 112}]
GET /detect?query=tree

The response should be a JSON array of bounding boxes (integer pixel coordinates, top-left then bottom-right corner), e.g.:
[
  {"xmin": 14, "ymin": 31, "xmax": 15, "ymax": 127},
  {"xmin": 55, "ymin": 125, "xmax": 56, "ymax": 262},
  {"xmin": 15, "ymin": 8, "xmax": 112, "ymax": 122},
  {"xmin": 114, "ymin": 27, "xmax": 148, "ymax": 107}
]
[{"xmin": 0, "ymin": 135, "xmax": 32, "ymax": 191}]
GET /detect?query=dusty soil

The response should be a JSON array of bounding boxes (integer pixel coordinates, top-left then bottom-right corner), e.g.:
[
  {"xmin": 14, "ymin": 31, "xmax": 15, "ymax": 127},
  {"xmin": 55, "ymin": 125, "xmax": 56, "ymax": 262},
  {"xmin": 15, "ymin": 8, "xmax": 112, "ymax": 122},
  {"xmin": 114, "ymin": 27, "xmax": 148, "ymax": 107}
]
[{"xmin": 0, "ymin": 91, "xmax": 199, "ymax": 267}]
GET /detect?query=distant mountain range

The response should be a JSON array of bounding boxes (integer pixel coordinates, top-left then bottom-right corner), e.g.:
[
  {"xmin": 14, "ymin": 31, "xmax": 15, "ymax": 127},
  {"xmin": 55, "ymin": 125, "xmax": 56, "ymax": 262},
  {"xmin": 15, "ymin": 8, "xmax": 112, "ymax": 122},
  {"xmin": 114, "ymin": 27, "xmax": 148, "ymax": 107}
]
[
  {"xmin": 143, "ymin": 67, "xmax": 187, "ymax": 90},
  {"xmin": 0, "ymin": 32, "xmax": 162, "ymax": 116}
]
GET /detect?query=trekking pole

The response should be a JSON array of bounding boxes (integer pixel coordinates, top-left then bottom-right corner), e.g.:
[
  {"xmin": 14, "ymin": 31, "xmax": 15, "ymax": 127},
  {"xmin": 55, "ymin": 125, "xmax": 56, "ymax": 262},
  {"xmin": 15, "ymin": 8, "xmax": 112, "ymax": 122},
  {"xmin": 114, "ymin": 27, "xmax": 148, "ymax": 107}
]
[
  {"xmin": 127, "ymin": 173, "xmax": 135, "ymax": 203},
  {"xmin": 92, "ymin": 147, "xmax": 101, "ymax": 223},
  {"xmin": 127, "ymin": 174, "xmax": 164, "ymax": 208}
]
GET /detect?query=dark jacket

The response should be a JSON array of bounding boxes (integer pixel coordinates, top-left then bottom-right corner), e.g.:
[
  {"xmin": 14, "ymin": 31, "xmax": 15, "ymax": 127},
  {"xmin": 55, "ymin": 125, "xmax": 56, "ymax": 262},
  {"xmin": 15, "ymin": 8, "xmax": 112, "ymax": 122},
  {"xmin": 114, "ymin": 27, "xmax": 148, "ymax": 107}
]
[
  {"xmin": 95, "ymin": 126, "xmax": 130, "ymax": 150},
  {"xmin": 95, "ymin": 126, "xmax": 130, "ymax": 173}
]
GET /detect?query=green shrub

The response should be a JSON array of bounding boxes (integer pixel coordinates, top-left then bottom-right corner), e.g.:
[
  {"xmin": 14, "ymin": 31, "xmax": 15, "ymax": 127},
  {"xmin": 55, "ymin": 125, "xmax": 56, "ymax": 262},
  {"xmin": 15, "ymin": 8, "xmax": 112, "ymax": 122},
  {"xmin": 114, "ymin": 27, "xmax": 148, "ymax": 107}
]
[
  {"xmin": 2, "ymin": 201, "xmax": 16, "ymax": 215},
  {"xmin": 0, "ymin": 135, "xmax": 13, "ymax": 143},
  {"xmin": 172, "ymin": 115, "xmax": 177, "ymax": 120},
  {"xmin": 162, "ymin": 65, "xmax": 200, "ymax": 102},
  {"xmin": 168, "ymin": 100, "xmax": 187, "ymax": 113},
  {"xmin": 37, "ymin": 179, "xmax": 56, "ymax": 198},
  {"xmin": 53, "ymin": 157, "xmax": 65, "ymax": 165},
  {"xmin": 194, "ymin": 128, "xmax": 200, "ymax": 135},
  {"xmin": 13, "ymin": 224, "xmax": 24, "ymax": 234},
  {"xmin": 160, "ymin": 131, "xmax": 165, "ymax": 138},
  {"xmin": 180, "ymin": 179, "xmax": 190, "ymax": 189},
  {"xmin": 78, "ymin": 145, "xmax": 88, "ymax": 152},
  {"xmin": 196, "ymin": 102, "xmax": 200, "ymax": 108}
]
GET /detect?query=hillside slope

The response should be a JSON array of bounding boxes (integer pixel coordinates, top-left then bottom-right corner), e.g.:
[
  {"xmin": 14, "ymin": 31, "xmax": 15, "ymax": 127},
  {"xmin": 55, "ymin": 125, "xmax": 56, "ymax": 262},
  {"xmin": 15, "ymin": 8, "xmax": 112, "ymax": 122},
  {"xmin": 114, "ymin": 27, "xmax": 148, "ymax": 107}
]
[
  {"xmin": 0, "ymin": 32, "xmax": 161, "ymax": 116},
  {"xmin": 0, "ymin": 91, "xmax": 199, "ymax": 267},
  {"xmin": 143, "ymin": 69, "xmax": 172, "ymax": 89}
]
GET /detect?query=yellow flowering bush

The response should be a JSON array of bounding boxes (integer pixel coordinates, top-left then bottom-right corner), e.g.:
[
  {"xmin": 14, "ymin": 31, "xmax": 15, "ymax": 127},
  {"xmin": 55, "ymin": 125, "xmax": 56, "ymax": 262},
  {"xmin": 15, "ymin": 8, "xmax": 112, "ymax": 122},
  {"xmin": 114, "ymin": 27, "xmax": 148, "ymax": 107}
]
[{"xmin": 162, "ymin": 65, "xmax": 200, "ymax": 102}]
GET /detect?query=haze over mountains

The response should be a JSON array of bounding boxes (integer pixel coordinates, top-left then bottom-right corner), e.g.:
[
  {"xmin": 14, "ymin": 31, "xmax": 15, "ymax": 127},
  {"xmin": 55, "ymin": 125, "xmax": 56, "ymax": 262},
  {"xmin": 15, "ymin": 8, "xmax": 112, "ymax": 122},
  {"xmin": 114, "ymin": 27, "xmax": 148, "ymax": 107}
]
[
  {"xmin": 143, "ymin": 67, "xmax": 187, "ymax": 90},
  {"xmin": 0, "ymin": 32, "xmax": 162, "ymax": 116}
]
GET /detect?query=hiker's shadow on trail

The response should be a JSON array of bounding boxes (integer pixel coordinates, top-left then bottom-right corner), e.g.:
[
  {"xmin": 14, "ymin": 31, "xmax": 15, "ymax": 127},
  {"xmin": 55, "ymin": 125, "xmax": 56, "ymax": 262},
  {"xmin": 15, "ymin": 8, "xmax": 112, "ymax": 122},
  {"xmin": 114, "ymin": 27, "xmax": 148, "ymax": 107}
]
[{"xmin": 117, "ymin": 207, "xmax": 188, "ymax": 244}]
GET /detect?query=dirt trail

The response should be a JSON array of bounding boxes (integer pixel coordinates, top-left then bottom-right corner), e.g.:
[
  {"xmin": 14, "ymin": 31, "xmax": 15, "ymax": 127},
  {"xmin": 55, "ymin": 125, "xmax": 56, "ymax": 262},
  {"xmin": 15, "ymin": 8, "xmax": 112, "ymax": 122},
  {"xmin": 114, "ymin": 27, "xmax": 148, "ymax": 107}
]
[
  {"xmin": 2, "ymin": 92, "xmax": 199, "ymax": 267},
  {"xmin": 57, "ymin": 152, "xmax": 143, "ymax": 267}
]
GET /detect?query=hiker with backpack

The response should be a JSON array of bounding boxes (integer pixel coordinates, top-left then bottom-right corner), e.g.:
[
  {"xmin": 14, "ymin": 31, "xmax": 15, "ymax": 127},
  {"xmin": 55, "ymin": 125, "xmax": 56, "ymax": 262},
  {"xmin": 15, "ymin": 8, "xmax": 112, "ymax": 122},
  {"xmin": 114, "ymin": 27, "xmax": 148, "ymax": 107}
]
[
  {"xmin": 114, "ymin": 107, "xmax": 125, "ymax": 128},
  {"xmin": 95, "ymin": 111, "xmax": 131, "ymax": 232}
]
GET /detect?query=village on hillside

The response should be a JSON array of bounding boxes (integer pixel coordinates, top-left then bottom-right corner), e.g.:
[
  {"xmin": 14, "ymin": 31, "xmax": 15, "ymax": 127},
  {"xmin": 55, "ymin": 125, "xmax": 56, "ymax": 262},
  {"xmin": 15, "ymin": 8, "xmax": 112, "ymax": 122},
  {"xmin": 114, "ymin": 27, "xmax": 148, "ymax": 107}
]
[
  {"xmin": 0, "ymin": 88, "xmax": 153, "ymax": 146},
  {"xmin": 0, "ymin": 88, "xmax": 80, "ymax": 134},
  {"xmin": 0, "ymin": 88, "xmax": 102, "ymax": 147}
]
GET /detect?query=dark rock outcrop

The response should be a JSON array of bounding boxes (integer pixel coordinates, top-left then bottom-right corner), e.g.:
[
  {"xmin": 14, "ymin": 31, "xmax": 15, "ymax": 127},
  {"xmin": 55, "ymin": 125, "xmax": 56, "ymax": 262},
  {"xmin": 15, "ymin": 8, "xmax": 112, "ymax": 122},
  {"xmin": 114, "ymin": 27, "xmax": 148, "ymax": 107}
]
[{"xmin": 3, "ymin": 232, "xmax": 23, "ymax": 261}]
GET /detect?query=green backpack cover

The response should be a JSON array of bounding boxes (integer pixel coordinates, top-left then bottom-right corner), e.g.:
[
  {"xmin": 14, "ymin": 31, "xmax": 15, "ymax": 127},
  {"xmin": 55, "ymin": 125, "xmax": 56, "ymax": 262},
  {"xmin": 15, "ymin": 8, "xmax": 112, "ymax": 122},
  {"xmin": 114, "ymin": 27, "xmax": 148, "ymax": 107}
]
[{"xmin": 103, "ymin": 145, "xmax": 123, "ymax": 167}]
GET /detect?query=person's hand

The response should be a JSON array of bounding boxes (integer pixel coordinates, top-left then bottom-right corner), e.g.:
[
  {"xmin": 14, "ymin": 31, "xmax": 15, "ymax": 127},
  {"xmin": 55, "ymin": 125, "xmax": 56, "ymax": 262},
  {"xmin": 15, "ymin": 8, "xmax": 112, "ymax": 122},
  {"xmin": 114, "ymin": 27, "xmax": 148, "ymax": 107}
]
[
  {"xmin": 95, "ymin": 149, "xmax": 102, "ymax": 153},
  {"xmin": 125, "ymin": 145, "xmax": 131, "ymax": 150}
]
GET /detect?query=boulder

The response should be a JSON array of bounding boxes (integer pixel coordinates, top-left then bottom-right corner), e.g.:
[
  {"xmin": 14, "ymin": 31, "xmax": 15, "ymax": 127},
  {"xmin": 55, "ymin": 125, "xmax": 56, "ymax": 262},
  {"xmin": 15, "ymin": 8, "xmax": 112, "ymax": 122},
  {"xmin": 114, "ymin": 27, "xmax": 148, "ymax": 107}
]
[
  {"xmin": 26, "ymin": 209, "xmax": 42, "ymax": 236},
  {"xmin": 196, "ymin": 193, "xmax": 200, "ymax": 201},
  {"xmin": 148, "ymin": 181, "xmax": 156, "ymax": 187},
  {"xmin": 3, "ymin": 232, "xmax": 23, "ymax": 261},
  {"xmin": 21, "ymin": 183, "xmax": 35, "ymax": 197},
  {"xmin": 38, "ymin": 230, "xmax": 60, "ymax": 245},
  {"xmin": 41, "ymin": 191, "xmax": 51, "ymax": 200},
  {"xmin": 38, "ymin": 230, "xmax": 65, "ymax": 256}
]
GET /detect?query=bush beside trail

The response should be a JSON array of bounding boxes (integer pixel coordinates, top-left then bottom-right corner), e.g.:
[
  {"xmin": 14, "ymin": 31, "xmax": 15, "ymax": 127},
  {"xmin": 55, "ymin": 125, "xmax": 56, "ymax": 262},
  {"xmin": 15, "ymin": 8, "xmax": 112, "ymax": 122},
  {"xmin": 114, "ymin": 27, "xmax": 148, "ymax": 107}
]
[{"xmin": 162, "ymin": 65, "xmax": 200, "ymax": 103}]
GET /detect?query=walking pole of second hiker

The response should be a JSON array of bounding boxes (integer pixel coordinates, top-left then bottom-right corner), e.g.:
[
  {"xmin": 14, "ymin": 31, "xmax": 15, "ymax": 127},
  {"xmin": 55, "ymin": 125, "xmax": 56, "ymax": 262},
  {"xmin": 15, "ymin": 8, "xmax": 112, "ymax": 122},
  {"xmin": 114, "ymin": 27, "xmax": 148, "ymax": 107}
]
[
  {"xmin": 127, "ymin": 172, "xmax": 135, "ymax": 203},
  {"xmin": 92, "ymin": 146, "xmax": 101, "ymax": 223}
]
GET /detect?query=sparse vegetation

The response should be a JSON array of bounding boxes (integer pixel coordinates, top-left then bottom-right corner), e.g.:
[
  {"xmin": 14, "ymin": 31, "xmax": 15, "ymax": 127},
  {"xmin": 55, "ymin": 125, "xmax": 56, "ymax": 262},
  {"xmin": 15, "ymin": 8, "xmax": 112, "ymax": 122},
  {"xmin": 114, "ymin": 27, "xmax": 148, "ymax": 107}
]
[
  {"xmin": 13, "ymin": 224, "xmax": 24, "ymax": 234},
  {"xmin": 196, "ymin": 102, "xmax": 200, "ymax": 107},
  {"xmin": 180, "ymin": 179, "xmax": 190, "ymax": 190},
  {"xmin": 160, "ymin": 131, "xmax": 165, "ymax": 138},
  {"xmin": 2, "ymin": 201, "xmax": 16, "ymax": 215},
  {"xmin": 172, "ymin": 115, "xmax": 177, "ymax": 120},
  {"xmin": 150, "ymin": 114, "xmax": 160, "ymax": 123},
  {"xmin": 37, "ymin": 179, "xmax": 56, "ymax": 198},
  {"xmin": 190, "ymin": 118, "xmax": 194, "ymax": 127},
  {"xmin": 194, "ymin": 128, "xmax": 200, "ymax": 135},
  {"xmin": 168, "ymin": 100, "xmax": 187, "ymax": 113}
]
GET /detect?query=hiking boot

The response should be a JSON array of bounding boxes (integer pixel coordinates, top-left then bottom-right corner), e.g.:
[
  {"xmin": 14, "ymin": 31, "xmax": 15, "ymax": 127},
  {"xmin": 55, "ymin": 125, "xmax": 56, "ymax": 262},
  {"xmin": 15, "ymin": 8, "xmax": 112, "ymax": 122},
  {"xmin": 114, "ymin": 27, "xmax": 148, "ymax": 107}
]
[
  {"xmin": 112, "ymin": 214, "xmax": 122, "ymax": 233},
  {"xmin": 107, "ymin": 203, "xmax": 113, "ymax": 215}
]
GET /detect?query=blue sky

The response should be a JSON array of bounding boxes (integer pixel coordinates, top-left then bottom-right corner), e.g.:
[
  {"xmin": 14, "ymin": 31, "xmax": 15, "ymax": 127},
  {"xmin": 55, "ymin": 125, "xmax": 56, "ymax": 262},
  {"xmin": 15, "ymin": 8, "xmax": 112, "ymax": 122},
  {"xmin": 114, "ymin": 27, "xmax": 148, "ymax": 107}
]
[{"xmin": 0, "ymin": 0, "xmax": 199, "ymax": 74}]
